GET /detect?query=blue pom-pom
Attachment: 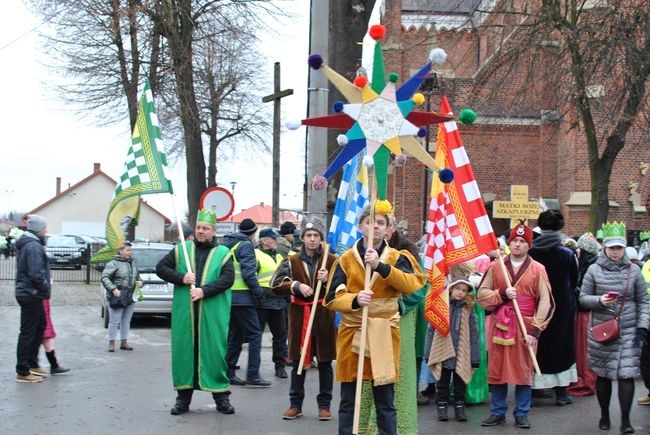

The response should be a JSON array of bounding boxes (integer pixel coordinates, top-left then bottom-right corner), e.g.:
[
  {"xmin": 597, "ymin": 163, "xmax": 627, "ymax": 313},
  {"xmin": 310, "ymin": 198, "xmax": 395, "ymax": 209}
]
[
  {"xmin": 332, "ymin": 100, "xmax": 344, "ymax": 112},
  {"xmin": 308, "ymin": 54, "xmax": 323, "ymax": 70},
  {"xmin": 417, "ymin": 128, "xmax": 427, "ymax": 137},
  {"xmin": 439, "ymin": 168, "xmax": 454, "ymax": 184}
]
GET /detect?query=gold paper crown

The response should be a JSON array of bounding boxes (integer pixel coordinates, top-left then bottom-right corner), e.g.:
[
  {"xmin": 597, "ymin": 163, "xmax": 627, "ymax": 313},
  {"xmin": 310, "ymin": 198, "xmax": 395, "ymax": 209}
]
[
  {"xmin": 601, "ymin": 221, "xmax": 626, "ymax": 239},
  {"xmin": 640, "ymin": 230, "xmax": 650, "ymax": 241},
  {"xmin": 197, "ymin": 208, "xmax": 217, "ymax": 227}
]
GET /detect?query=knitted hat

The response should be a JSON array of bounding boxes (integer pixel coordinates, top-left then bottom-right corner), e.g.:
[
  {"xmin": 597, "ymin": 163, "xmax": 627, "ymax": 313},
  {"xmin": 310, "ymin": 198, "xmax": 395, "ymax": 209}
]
[
  {"xmin": 27, "ymin": 214, "xmax": 47, "ymax": 232},
  {"xmin": 239, "ymin": 218, "xmax": 258, "ymax": 235},
  {"xmin": 509, "ymin": 223, "xmax": 533, "ymax": 247},
  {"xmin": 577, "ymin": 232, "xmax": 600, "ymax": 255},
  {"xmin": 279, "ymin": 221, "xmax": 297, "ymax": 236},
  {"xmin": 259, "ymin": 228, "xmax": 279, "ymax": 239},
  {"xmin": 301, "ymin": 216, "xmax": 325, "ymax": 239}
]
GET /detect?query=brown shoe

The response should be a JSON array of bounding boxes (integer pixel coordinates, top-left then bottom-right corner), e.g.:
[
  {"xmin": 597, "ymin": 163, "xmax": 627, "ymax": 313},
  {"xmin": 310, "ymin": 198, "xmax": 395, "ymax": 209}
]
[
  {"xmin": 29, "ymin": 368, "xmax": 49, "ymax": 377},
  {"xmin": 318, "ymin": 408, "xmax": 332, "ymax": 421},
  {"xmin": 120, "ymin": 340, "xmax": 133, "ymax": 351},
  {"xmin": 16, "ymin": 373, "xmax": 43, "ymax": 383},
  {"xmin": 282, "ymin": 407, "xmax": 302, "ymax": 420}
]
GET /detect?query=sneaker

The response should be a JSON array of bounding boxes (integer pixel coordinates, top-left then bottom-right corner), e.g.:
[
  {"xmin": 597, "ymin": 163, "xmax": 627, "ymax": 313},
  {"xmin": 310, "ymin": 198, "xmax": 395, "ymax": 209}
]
[
  {"xmin": 29, "ymin": 368, "xmax": 49, "ymax": 377},
  {"xmin": 51, "ymin": 366, "xmax": 71, "ymax": 375},
  {"xmin": 245, "ymin": 377, "xmax": 271, "ymax": 388},
  {"xmin": 638, "ymin": 395, "xmax": 650, "ymax": 405},
  {"xmin": 515, "ymin": 415, "xmax": 531, "ymax": 429},
  {"xmin": 16, "ymin": 373, "xmax": 43, "ymax": 383},
  {"xmin": 318, "ymin": 408, "xmax": 332, "ymax": 421},
  {"xmin": 481, "ymin": 414, "xmax": 506, "ymax": 426},
  {"xmin": 282, "ymin": 407, "xmax": 302, "ymax": 420}
]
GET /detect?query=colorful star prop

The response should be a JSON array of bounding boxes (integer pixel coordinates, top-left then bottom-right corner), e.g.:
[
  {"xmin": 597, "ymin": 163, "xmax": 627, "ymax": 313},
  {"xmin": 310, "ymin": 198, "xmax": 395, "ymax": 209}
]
[{"xmin": 302, "ymin": 25, "xmax": 470, "ymax": 199}]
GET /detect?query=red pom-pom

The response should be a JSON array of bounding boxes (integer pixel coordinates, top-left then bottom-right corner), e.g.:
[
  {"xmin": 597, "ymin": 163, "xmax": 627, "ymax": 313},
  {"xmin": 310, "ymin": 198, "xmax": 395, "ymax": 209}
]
[
  {"xmin": 353, "ymin": 76, "xmax": 368, "ymax": 88},
  {"xmin": 311, "ymin": 175, "xmax": 328, "ymax": 191},
  {"xmin": 369, "ymin": 24, "xmax": 386, "ymax": 40}
]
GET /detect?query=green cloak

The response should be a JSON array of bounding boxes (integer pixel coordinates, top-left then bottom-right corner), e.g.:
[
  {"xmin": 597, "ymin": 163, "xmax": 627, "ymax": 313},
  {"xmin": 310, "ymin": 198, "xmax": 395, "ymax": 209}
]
[{"xmin": 172, "ymin": 241, "xmax": 231, "ymax": 392}]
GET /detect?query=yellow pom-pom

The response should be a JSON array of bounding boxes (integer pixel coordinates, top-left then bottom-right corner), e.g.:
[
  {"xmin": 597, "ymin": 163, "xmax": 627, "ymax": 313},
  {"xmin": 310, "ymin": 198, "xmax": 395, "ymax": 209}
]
[
  {"xmin": 412, "ymin": 93, "xmax": 425, "ymax": 106},
  {"xmin": 374, "ymin": 199, "xmax": 393, "ymax": 216}
]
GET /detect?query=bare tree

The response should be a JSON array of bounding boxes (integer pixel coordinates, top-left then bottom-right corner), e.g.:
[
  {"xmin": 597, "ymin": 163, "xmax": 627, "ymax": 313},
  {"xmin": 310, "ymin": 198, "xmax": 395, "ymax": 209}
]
[
  {"xmin": 27, "ymin": 0, "xmax": 278, "ymax": 225},
  {"xmin": 423, "ymin": 0, "xmax": 650, "ymax": 231}
]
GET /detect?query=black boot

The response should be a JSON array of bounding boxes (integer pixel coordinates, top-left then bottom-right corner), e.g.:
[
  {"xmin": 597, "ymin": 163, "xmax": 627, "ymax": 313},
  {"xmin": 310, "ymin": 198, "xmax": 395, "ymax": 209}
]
[
  {"xmin": 275, "ymin": 365, "xmax": 288, "ymax": 379},
  {"xmin": 437, "ymin": 402, "xmax": 448, "ymax": 422},
  {"xmin": 46, "ymin": 350, "xmax": 70, "ymax": 375},
  {"xmin": 213, "ymin": 392, "xmax": 235, "ymax": 415},
  {"xmin": 170, "ymin": 390, "xmax": 192, "ymax": 415},
  {"xmin": 454, "ymin": 401, "xmax": 467, "ymax": 422}
]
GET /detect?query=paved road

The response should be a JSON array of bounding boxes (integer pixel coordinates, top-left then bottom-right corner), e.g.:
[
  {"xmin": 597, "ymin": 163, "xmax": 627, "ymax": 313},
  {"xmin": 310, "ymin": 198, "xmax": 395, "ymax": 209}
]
[{"xmin": 0, "ymin": 282, "xmax": 648, "ymax": 434}]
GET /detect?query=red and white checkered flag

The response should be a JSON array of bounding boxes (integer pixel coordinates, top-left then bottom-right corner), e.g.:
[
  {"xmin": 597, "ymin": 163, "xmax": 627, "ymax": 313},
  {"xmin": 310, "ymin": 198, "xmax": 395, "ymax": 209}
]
[{"xmin": 424, "ymin": 97, "xmax": 498, "ymax": 336}]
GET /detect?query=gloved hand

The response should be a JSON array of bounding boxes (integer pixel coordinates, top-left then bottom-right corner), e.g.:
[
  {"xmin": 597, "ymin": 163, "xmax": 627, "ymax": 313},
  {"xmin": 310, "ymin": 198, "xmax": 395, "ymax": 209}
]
[{"xmin": 634, "ymin": 328, "xmax": 648, "ymax": 348}]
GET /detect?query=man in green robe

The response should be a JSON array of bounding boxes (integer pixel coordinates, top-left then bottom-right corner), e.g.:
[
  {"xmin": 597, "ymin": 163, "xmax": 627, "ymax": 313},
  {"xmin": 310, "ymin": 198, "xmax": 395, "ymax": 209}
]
[{"xmin": 156, "ymin": 209, "xmax": 235, "ymax": 415}]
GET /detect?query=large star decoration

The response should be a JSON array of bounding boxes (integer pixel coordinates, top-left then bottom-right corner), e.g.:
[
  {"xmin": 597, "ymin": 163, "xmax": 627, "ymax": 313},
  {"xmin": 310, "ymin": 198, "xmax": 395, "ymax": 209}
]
[{"xmin": 302, "ymin": 25, "xmax": 459, "ymax": 199}]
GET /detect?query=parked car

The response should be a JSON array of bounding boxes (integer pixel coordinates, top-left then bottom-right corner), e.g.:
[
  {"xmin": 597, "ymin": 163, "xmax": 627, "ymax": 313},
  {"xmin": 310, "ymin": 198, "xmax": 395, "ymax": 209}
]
[
  {"xmin": 100, "ymin": 242, "xmax": 175, "ymax": 328},
  {"xmin": 46, "ymin": 234, "xmax": 87, "ymax": 269}
]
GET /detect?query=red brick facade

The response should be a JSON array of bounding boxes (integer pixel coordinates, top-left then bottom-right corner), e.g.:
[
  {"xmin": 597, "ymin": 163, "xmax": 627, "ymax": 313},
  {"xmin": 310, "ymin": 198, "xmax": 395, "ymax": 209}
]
[{"xmin": 381, "ymin": 2, "xmax": 650, "ymax": 241}]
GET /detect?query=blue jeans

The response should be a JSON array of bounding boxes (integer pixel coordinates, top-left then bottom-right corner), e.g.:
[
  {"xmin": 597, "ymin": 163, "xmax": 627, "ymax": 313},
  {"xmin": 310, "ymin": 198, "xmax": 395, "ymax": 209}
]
[
  {"xmin": 490, "ymin": 384, "xmax": 531, "ymax": 417},
  {"xmin": 226, "ymin": 305, "xmax": 262, "ymax": 379},
  {"xmin": 108, "ymin": 303, "xmax": 136, "ymax": 340},
  {"xmin": 339, "ymin": 381, "xmax": 396, "ymax": 435}
]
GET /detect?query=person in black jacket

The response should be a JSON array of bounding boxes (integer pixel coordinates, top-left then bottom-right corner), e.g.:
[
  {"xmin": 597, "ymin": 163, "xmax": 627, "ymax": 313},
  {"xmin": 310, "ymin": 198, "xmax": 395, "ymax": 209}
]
[
  {"xmin": 15, "ymin": 214, "xmax": 51, "ymax": 383},
  {"xmin": 222, "ymin": 219, "xmax": 270, "ymax": 387}
]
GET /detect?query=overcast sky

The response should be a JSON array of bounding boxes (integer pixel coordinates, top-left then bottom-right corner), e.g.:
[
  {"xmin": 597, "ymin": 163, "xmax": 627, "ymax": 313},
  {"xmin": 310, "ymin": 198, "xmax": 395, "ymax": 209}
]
[{"xmin": 0, "ymin": 0, "xmax": 309, "ymax": 220}]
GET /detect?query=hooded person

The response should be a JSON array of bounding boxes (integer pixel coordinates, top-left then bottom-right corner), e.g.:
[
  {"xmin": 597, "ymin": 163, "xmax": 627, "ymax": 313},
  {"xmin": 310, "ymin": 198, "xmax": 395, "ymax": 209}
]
[
  {"xmin": 477, "ymin": 222, "xmax": 554, "ymax": 429},
  {"xmin": 528, "ymin": 209, "xmax": 579, "ymax": 405},
  {"xmin": 429, "ymin": 277, "xmax": 480, "ymax": 422},
  {"xmin": 156, "ymin": 208, "xmax": 237, "ymax": 415}
]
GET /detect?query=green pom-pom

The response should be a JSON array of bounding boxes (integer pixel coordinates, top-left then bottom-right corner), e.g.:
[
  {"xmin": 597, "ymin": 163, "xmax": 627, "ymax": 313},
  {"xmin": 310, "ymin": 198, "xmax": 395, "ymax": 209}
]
[
  {"xmin": 388, "ymin": 72, "xmax": 399, "ymax": 83},
  {"xmin": 458, "ymin": 108, "xmax": 477, "ymax": 125}
]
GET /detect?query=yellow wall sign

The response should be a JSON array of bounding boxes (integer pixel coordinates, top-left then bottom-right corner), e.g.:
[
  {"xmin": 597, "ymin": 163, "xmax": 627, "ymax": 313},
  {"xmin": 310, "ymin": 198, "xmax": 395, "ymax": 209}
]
[{"xmin": 492, "ymin": 185, "xmax": 541, "ymax": 226}]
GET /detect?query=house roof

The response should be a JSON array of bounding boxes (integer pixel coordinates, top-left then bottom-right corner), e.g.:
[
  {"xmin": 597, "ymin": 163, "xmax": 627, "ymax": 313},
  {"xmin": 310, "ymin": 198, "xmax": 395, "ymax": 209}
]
[
  {"xmin": 29, "ymin": 165, "xmax": 171, "ymax": 224},
  {"xmin": 230, "ymin": 203, "xmax": 300, "ymax": 226}
]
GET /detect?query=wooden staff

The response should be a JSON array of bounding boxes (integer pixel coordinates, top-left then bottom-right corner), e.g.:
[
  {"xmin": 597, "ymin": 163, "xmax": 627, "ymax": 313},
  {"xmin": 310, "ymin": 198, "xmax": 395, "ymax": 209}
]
[
  {"xmin": 497, "ymin": 253, "xmax": 541, "ymax": 375},
  {"xmin": 353, "ymin": 173, "xmax": 376, "ymax": 435},
  {"xmin": 297, "ymin": 242, "xmax": 330, "ymax": 375}
]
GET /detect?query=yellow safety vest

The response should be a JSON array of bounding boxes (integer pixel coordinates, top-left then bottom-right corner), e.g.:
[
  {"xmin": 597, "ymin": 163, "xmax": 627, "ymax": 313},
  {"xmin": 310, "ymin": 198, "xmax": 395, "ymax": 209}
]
[
  {"xmin": 255, "ymin": 248, "xmax": 283, "ymax": 288},
  {"xmin": 230, "ymin": 242, "xmax": 250, "ymax": 291}
]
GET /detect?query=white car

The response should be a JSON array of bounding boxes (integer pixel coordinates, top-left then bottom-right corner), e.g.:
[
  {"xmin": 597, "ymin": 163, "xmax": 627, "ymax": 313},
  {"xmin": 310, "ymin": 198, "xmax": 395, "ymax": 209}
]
[{"xmin": 100, "ymin": 242, "xmax": 175, "ymax": 328}]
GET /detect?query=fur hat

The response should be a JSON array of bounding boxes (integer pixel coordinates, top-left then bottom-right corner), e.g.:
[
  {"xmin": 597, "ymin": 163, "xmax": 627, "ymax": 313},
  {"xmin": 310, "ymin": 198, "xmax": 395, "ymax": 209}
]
[
  {"xmin": 537, "ymin": 209, "xmax": 565, "ymax": 231},
  {"xmin": 27, "ymin": 214, "xmax": 47, "ymax": 232},
  {"xmin": 301, "ymin": 216, "xmax": 325, "ymax": 239},
  {"xmin": 509, "ymin": 223, "xmax": 533, "ymax": 247},
  {"xmin": 577, "ymin": 232, "xmax": 600, "ymax": 255},
  {"xmin": 279, "ymin": 221, "xmax": 297, "ymax": 236},
  {"xmin": 239, "ymin": 218, "xmax": 258, "ymax": 235}
]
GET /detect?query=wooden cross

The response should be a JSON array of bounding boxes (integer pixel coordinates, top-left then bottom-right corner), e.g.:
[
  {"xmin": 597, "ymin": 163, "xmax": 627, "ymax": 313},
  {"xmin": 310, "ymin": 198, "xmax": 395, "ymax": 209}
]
[
  {"xmin": 492, "ymin": 185, "xmax": 541, "ymax": 228},
  {"xmin": 262, "ymin": 62, "xmax": 293, "ymax": 227}
]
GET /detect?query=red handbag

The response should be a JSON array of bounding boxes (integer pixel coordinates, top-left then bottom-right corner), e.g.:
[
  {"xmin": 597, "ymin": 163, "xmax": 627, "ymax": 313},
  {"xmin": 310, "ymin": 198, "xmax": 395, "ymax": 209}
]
[{"xmin": 591, "ymin": 269, "xmax": 629, "ymax": 344}]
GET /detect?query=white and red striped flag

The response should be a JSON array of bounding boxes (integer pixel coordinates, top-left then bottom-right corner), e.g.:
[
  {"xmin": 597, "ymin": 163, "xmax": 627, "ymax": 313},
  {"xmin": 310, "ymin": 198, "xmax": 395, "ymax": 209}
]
[{"xmin": 423, "ymin": 97, "xmax": 498, "ymax": 335}]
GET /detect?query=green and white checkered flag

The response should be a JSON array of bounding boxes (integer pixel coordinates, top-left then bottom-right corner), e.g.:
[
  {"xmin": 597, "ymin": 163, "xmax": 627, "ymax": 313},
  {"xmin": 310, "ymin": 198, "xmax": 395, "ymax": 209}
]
[{"xmin": 92, "ymin": 79, "xmax": 173, "ymax": 263}]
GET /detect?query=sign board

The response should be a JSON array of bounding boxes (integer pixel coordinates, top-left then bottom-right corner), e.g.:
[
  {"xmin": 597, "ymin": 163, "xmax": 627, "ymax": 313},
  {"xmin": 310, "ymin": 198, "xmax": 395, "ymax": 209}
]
[
  {"xmin": 492, "ymin": 185, "xmax": 541, "ymax": 227},
  {"xmin": 199, "ymin": 187, "xmax": 235, "ymax": 222},
  {"xmin": 215, "ymin": 222, "xmax": 237, "ymax": 238}
]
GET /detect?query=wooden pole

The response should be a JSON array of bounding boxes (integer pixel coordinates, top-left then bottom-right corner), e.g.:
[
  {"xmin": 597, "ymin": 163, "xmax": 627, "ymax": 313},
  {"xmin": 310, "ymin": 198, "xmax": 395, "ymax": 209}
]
[
  {"xmin": 171, "ymin": 194, "xmax": 195, "ymax": 283},
  {"xmin": 352, "ymin": 172, "xmax": 376, "ymax": 435},
  {"xmin": 497, "ymin": 253, "xmax": 542, "ymax": 375},
  {"xmin": 297, "ymin": 242, "xmax": 330, "ymax": 375}
]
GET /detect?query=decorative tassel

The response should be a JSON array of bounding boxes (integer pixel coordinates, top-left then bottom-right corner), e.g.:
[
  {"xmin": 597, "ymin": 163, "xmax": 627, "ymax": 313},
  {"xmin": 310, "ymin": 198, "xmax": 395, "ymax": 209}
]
[
  {"xmin": 363, "ymin": 155, "xmax": 375, "ymax": 168},
  {"xmin": 412, "ymin": 93, "xmax": 425, "ymax": 106},
  {"xmin": 369, "ymin": 24, "xmax": 386, "ymax": 40},
  {"xmin": 354, "ymin": 76, "xmax": 368, "ymax": 88},
  {"xmin": 375, "ymin": 199, "xmax": 393, "ymax": 215},
  {"xmin": 429, "ymin": 48, "xmax": 447, "ymax": 65},
  {"xmin": 337, "ymin": 134, "xmax": 349, "ymax": 146},
  {"xmin": 458, "ymin": 108, "xmax": 477, "ymax": 125},
  {"xmin": 388, "ymin": 72, "xmax": 399, "ymax": 83},
  {"xmin": 308, "ymin": 54, "xmax": 323, "ymax": 70},
  {"xmin": 332, "ymin": 100, "xmax": 344, "ymax": 112},
  {"xmin": 394, "ymin": 154, "xmax": 407, "ymax": 167},
  {"xmin": 285, "ymin": 120, "xmax": 301, "ymax": 130},
  {"xmin": 311, "ymin": 175, "xmax": 328, "ymax": 191},
  {"xmin": 439, "ymin": 168, "xmax": 454, "ymax": 184}
]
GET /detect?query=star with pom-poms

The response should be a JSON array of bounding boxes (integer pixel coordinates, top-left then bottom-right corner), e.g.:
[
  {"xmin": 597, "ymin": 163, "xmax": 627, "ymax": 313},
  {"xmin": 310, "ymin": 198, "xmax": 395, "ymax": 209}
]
[{"xmin": 302, "ymin": 24, "xmax": 474, "ymax": 199}]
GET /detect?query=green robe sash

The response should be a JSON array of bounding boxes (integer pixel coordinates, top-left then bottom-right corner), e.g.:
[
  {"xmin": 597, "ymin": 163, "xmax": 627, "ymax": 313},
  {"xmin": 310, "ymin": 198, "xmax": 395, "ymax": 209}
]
[{"xmin": 172, "ymin": 241, "xmax": 231, "ymax": 392}]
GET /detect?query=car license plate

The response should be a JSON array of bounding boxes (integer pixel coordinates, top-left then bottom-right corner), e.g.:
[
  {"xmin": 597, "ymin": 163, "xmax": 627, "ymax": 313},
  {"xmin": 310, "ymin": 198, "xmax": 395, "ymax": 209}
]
[{"xmin": 145, "ymin": 283, "xmax": 167, "ymax": 293}]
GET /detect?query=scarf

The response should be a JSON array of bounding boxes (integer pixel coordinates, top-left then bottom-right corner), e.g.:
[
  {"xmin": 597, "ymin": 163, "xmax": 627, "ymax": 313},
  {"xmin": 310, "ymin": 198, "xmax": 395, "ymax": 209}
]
[
  {"xmin": 532, "ymin": 230, "xmax": 561, "ymax": 252},
  {"xmin": 492, "ymin": 295, "xmax": 537, "ymax": 345}
]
